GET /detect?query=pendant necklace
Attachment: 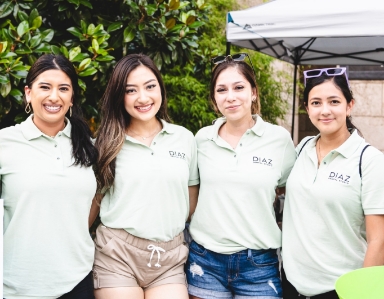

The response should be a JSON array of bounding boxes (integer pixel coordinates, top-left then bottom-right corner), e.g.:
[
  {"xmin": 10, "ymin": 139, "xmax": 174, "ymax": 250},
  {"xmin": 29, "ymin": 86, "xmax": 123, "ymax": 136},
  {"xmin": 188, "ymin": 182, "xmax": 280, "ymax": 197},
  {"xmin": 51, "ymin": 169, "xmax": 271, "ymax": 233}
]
[{"xmin": 128, "ymin": 127, "xmax": 160, "ymax": 140}]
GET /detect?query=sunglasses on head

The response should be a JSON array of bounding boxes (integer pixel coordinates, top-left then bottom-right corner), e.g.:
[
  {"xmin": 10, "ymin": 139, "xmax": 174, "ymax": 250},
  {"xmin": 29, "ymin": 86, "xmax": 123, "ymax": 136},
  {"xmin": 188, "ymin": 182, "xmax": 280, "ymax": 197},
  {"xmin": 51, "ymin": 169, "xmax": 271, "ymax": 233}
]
[
  {"xmin": 303, "ymin": 67, "xmax": 350, "ymax": 87},
  {"xmin": 211, "ymin": 53, "xmax": 256, "ymax": 74}
]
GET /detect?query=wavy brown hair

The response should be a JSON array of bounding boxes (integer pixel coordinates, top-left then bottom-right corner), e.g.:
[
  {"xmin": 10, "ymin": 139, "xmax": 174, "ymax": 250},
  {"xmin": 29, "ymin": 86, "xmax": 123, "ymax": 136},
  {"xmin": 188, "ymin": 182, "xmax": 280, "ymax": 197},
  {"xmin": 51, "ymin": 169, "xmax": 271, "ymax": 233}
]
[{"xmin": 95, "ymin": 54, "xmax": 170, "ymax": 191}]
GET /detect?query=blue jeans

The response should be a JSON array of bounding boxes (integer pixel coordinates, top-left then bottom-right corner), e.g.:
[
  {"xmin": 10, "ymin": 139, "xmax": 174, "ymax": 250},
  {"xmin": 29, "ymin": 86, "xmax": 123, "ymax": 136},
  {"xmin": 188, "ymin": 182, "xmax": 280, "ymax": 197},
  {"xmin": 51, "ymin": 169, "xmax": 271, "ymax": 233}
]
[{"xmin": 186, "ymin": 241, "xmax": 282, "ymax": 299}]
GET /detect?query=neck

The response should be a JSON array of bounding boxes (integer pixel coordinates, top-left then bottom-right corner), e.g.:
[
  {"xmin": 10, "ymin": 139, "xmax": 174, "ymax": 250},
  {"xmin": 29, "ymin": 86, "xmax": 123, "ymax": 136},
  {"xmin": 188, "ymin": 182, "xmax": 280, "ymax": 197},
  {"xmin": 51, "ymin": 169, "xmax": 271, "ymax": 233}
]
[
  {"xmin": 319, "ymin": 128, "xmax": 351, "ymax": 149},
  {"xmin": 127, "ymin": 118, "xmax": 162, "ymax": 135},
  {"xmin": 33, "ymin": 117, "xmax": 66, "ymax": 137},
  {"xmin": 225, "ymin": 115, "xmax": 255, "ymax": 136}
]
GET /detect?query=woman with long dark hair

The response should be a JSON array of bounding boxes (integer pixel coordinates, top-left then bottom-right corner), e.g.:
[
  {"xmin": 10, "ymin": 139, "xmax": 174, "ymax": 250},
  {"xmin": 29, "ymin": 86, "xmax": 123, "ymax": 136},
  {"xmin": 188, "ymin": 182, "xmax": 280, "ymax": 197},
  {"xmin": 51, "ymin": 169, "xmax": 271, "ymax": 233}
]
[
  {"xmin": 282, "ymin": 68, "xmax": 384, "ymax": 298},
  {"xmin": 2, "ymin": 54, "xmax": 98, "ymax": 298},
  {"xmin": 89, "ymin": 54, "xmax": 199, "ymax": 299}
]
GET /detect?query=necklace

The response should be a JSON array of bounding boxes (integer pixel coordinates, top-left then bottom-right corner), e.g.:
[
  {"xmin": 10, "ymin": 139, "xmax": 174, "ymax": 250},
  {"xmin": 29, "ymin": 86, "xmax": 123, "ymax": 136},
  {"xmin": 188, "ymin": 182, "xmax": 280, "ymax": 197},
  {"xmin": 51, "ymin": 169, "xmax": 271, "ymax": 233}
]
[
  {"xmin": 128, "ymin": 127, "xmax": 160, "ymax": 140},
  {"xmin": 317, "ymin": 138, "xmax": 325, "ymax": 158},
  {"xmin": 317, "ymin": 138, "xmax": 326, "ymax": 165}
]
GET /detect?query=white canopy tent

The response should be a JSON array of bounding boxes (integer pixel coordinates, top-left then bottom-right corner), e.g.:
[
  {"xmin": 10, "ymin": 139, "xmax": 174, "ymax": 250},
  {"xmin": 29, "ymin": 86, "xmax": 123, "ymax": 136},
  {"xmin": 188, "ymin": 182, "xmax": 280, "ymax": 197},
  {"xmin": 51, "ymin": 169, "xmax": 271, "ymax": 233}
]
[{"xmin": 226, "ymin": 0, "xmax": 384, "ymax": 138}]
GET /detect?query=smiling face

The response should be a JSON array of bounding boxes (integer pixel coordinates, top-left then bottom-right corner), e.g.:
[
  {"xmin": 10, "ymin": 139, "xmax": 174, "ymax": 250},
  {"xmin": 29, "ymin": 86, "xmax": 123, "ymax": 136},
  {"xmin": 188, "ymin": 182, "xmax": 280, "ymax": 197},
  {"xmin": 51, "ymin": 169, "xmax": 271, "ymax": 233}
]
[
  {"xmin": 306, "ymin": 80, "xmax": 354, "ymax": 137},
  {"xmin": 214, "ymin": 66, "xmax": 256, "ymax": 122},
  {"xmin": 25, "ymin": 69, "xmax": 73, "ymax": 131},
  {"xmin": 124, "ymin": 65, "xmax": 162, "ymax": 125}
]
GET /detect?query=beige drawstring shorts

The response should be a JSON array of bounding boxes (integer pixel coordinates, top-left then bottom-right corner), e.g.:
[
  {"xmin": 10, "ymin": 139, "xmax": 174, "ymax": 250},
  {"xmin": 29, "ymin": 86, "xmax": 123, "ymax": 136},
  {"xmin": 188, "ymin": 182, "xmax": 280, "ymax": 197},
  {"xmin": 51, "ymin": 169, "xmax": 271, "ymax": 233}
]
[{"xmin": 93, "ymin": 224, "xmax": 188, "ymax": 290}]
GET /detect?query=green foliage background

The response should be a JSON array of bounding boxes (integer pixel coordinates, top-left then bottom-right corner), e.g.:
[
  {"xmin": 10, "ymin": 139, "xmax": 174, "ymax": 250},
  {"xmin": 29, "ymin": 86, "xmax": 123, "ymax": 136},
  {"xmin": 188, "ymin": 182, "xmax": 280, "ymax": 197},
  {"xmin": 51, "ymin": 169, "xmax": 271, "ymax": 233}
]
[{"xmin": 0, "ymin": 0, "xmax": 290, "ymax": 133}]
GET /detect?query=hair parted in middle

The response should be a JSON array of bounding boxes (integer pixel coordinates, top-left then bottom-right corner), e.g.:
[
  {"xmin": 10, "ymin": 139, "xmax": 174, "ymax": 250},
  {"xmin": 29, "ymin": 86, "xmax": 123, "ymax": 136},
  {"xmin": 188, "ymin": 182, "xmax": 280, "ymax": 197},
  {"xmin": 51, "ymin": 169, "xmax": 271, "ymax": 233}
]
[
  {"xmin": 95, "ymin": 53, "xmax": 170, "ymax": 191},
  {"xmin": 25, "ymin": 54, "xmax": 97, "ymax": 167},
  {"xmin": 303, "ymin": 74, "xmax": 359, "ymax": 134},
  {"xmin": 210, "ymin": 60, "xmax": 260, "ymax": 115}
]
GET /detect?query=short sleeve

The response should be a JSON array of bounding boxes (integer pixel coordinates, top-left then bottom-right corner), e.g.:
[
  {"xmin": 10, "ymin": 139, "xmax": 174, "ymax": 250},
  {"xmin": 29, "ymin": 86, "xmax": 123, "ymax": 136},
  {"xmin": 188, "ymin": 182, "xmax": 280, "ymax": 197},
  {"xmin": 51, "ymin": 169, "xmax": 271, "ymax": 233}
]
[
  {"xmin": 278, "ymin": 134, "xmax": 297, "ymax": 187},
  {"xmin": 188, "ymin": 132, "xmax": 199, "ymax": 186},
  {"xmin": 361, "ymin": 148, "xmax": 384, "ymax": 215}
]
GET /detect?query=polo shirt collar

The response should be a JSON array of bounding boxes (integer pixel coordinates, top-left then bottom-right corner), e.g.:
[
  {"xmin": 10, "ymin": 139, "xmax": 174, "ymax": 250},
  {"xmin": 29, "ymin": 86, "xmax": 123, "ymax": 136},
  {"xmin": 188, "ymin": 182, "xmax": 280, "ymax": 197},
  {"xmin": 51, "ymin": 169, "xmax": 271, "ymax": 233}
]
[
  {"xmin": 333, "ymin": 130, "xmax": 364, "ymax": 158},
  {"xmin": 250, "ymin": 114, "xmax": 266, "ymax": 136},
  {"xmin": 208, "ymin": 114, "xmax": 265, "ymax": 140},
  {"xmin": 306, "ymin": 130, "xmax": 364, "ymax": 159},
  {"xmin": 125, "ymin": 118, "xmax": 174, "ymax": 142},
  {"xmin": 21, "ymin": 115, "xmax": 71, "ymax": 140},
  {"xmin": 160, "ymin": 119, "xmax": 175, "ymax": 134}
]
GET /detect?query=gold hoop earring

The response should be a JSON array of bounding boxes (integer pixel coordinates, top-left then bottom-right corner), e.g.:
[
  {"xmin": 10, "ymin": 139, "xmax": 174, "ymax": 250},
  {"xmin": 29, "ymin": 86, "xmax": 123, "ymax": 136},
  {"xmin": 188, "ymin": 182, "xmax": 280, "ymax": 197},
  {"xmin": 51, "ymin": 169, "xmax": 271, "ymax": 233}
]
[
  {"xmin": 25, "ymin": 103, "xmax": 31, "ymax": 114},
  {"xmin": 69, "ymin": 106, "xmax": 72, "ymax": 117}
]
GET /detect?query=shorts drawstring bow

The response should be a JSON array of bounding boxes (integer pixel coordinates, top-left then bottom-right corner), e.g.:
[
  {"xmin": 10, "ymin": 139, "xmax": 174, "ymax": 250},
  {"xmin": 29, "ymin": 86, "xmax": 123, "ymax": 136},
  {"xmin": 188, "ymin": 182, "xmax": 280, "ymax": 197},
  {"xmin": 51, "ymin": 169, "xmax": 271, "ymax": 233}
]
[{"xmin": 147, "ymin": 244, "xmax": 166, "ymax": 268}]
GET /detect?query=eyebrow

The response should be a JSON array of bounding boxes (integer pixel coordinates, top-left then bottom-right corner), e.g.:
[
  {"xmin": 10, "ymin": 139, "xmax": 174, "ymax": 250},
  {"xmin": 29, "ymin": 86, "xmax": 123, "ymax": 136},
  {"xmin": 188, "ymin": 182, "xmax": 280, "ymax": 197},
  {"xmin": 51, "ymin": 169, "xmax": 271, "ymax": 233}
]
[
  {"xmin": 216, "ymin": 80, "xmax": 245, "ymax": 86},
  {"xmin": 37, "ymin": 82, "xmax": 71, "ymax": 87},
  {"xmin": 309, "ymin": 95, "xmax": 341, "ymax": 101},
  {"xmin": 126, "ymin": 79, "xmax": 156, "ymax": 87}
]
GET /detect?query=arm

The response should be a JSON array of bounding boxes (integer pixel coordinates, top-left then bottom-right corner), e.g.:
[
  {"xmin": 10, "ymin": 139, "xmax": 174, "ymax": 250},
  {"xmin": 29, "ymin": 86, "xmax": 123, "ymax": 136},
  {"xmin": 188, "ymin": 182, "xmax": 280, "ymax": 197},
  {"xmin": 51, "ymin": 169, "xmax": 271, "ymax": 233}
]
[
  {"xmin": 274, "ymin": 187, "xmax": 285, "ymax": 230},
  {"xmin": 88, "ymin": 193, "xmax": 102, "ymax": 228},
  {"xmin": 363, "ymin": 214, "xmax": 384, "ymax": 267},
  {"xmin": 276, "ymin": 187, "xmax": 286, "ymax": 196},
  {"xmin": 188, "ymin": 184, "xmax": 199, "ymax": 222}
]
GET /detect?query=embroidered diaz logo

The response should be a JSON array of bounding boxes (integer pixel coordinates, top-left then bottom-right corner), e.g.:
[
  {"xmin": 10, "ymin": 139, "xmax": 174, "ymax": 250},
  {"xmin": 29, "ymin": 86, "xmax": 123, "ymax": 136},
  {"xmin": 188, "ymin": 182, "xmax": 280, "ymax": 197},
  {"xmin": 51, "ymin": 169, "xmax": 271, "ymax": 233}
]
[
  {"xmin": 328, "ymin": 172, "xmax": 351, "ymax": 184},
  {"xmin": 252, "ymin": 156, "xmax": 273, "ymax": 166},
  {"xmin": 169, "ymin": 151, "xmax": 186, "ymax": 159}
]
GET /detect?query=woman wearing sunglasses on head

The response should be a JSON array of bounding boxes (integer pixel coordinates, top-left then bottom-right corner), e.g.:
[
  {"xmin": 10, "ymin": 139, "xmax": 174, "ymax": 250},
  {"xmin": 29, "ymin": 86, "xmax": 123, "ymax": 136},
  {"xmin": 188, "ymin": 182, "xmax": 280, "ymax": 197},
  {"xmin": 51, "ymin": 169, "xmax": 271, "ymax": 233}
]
[
  {"xmin": 2, "ymin": 54, "xmax": 98, "ymax": 298},
  {"xmin": 282, "ymin": 68, "xmax": 384, "ymax": 299},
  {"xmin": 88, "ymin": 54, "xmax": 199, "ymax": 299},
  {"xmin": 186, "ymin": 53, "xmax": 296, "ymax": 299}
]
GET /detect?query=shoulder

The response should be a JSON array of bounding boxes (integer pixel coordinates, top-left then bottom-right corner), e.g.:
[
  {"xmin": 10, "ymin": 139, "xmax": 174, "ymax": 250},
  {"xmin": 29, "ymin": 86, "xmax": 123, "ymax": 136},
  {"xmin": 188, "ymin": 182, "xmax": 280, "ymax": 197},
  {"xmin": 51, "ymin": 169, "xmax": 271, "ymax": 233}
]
[
  {"xmin": 360, "ymin": 143, "xmax": 384, "ymax": 162},
  {"xmin": 264, "ymin": 122, "xmax": 291, "ymax": 139},
  {"xmin": 165, "ymin": 122, "xmax": 194, "ymax": 139},
  {"xmin": 195, "ymin": 125, "xmax": 214, "ymax": 143},
  {"xmin": 0, "ymin": 123, "xmax": 23, "ymax": 140},
  {"xmin": 294, "ymin": 136, "xmax": 316, "ymax": 156},
  {"xmin": 297, "ymin": 136, "xmax": 316, "ymax": 148}
]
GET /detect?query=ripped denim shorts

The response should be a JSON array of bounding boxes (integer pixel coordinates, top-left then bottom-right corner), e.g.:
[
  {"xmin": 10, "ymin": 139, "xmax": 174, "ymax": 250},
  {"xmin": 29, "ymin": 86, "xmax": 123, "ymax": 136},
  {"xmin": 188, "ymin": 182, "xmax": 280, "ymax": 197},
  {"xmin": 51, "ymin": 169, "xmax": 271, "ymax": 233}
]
[{"xmin": 186, "ymin": 240, "xmax": 282, "ymax": 299}]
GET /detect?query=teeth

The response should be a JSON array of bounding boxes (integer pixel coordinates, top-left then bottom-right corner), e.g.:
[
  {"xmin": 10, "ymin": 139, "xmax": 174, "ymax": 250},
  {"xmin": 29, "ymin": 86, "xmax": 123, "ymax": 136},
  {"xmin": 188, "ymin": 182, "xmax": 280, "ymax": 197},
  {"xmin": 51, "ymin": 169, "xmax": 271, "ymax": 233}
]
[
  {"xmin": 136, "ymin": 104, "xmax": 152, "ymax": 111},
  {"xmin": 45, "ymin": 105, "xmax": 61, "ymax": 111}
]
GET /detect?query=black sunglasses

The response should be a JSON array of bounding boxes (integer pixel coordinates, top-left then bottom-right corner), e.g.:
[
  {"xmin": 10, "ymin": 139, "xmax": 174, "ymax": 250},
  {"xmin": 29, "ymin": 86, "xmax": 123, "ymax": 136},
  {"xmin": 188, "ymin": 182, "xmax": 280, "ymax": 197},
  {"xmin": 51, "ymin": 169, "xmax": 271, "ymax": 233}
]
[{"xmin": 211, "ymin": 53, "xmax": 256, "ymax": 74}]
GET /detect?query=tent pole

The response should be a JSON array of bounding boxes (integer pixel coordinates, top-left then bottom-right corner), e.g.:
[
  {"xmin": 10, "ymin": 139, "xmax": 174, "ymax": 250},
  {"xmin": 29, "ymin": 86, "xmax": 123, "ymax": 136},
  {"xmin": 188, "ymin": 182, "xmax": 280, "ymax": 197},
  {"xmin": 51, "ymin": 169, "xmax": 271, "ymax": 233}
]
[
  {"xmin": 291, "ymin": 63, "xmax": 298, "ymax": 140},
  {"xmin": 226, "ymin": 42, "xmax": 231, "ymax": 55}
]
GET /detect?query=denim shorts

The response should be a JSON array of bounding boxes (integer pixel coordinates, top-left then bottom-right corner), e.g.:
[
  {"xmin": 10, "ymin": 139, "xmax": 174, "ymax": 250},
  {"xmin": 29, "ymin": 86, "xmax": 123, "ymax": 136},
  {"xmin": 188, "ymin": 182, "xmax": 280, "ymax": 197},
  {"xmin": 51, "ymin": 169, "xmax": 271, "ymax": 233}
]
[{"xmin": 186, "ymin": 241, "xmax": 282, "ymax": 299}]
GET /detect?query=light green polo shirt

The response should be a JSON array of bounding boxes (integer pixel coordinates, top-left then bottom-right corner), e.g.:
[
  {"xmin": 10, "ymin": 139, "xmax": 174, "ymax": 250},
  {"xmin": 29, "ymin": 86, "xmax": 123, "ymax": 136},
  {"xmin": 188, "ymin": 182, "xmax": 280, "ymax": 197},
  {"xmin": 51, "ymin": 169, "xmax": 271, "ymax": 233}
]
[
  {"xmin": 189, "ymin": 115, "xmax": 296, "ymax": 254},
  {"xmin": 282, "ymin": 131, "xmax": 384, "ymax": 297},
  {"xmin": 100, "ymin": 120, "xmax": 199, "ymax": 242},
  {"xmin": 1, "ymin": 115, "xmax": 97, "ymax": 298}
]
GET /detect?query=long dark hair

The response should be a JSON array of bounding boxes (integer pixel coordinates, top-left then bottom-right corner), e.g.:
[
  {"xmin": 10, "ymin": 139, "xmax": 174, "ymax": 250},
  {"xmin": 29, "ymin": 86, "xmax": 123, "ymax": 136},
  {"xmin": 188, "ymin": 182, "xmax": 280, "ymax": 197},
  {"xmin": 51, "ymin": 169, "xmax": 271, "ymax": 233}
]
[
  {"xmin": 25, "ymin": 54, "xmax": 98, "ymax": 167},
  {"xmin": 210, "ymin": 61, "xmax": 260, "ymax": 115},
  {"xmin": 303, "ymin": 75, "xmax": 359, "ymax": 133},
  {"xmin": 95, "ymin": 53, "xmax": 170, "ymax": 191}
]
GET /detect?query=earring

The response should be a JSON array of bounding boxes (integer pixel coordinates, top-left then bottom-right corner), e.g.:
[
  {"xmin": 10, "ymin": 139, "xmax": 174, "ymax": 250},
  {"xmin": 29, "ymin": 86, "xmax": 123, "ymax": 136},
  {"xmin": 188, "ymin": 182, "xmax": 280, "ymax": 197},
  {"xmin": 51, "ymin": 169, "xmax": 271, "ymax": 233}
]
[
  {"xmin": 69, "ymin": 106, "xmax": 72, "ymax": 117},
  {"xmin": 25, "ymin": 103, "xmax": 31, "ymax": 114},
  {"xmin": 252, "ymin": 96, "xmax": 256, "ymax": 102}
]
